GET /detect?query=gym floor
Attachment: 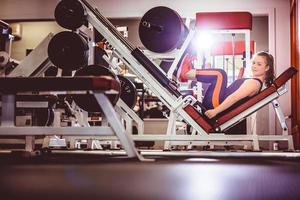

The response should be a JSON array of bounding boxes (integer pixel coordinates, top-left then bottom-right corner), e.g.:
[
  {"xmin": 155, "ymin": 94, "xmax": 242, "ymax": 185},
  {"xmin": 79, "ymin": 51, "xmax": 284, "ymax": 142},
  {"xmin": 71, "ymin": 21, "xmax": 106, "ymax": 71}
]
[{"xmin": 1, "ymin": 151, "xmax": 300, "ymax": 200}]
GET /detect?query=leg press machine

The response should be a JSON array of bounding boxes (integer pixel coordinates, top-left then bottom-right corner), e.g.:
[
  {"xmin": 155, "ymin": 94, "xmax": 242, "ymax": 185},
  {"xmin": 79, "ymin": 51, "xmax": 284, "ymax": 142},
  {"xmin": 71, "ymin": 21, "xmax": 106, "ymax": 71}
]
[{"xmin": 77, "ymin": 0, "xmax": 297, "ymax": 151}]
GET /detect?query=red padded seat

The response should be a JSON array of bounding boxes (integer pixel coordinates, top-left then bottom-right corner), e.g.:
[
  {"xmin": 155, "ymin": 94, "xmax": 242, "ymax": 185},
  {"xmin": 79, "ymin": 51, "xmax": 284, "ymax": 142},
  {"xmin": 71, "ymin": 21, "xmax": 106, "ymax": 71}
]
[{"xmin": 184, "ymin": 105, "xmax": 213, "ymax": 132}]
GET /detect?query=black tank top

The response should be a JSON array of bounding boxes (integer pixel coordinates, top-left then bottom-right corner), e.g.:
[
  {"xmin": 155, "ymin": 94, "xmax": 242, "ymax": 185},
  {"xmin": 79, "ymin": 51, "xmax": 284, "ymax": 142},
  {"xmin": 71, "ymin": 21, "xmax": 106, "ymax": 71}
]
[
  {"xmin": 218, "ymin": 78, "xmax": 263, "ymax": 116},
  {"xmin": 224, "ymin": 78, "xmax": 263, "ymax": 100}
]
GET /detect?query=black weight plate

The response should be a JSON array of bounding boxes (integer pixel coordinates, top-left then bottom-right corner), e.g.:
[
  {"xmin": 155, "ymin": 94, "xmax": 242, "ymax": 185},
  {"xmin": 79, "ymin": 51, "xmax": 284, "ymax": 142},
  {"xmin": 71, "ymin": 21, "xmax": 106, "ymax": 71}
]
[
  {"xmin": 44, "ymin": 66, "xmax": 58, "ymax": 77},
  {"xmin": 48, "ymin": 31, "xmax": 89, "ymax": 71},
  {"xmin": 54, "ymin": 0, "xmax": 86, "ymax": 30},
  {"xmin": 118, "ymin": 75, "xmax": 137, "ymax": 109},
  {"xmin": 73, "ymin": 65, "xmax": 120, "ymax": 112},
  {"xmin": 139, "ymin": 6, "xmax": 185, "ymax": 53}
]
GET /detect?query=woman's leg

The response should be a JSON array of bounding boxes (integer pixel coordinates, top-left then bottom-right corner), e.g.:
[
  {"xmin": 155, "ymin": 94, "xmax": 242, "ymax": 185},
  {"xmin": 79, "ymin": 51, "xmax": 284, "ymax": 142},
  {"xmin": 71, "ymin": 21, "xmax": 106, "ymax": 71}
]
[
  {"xmin": 192, "ymin": 69, "xmax": 228, "ymax": 109},
  {"xmin": 176, "ymin": 56, "xmax": 227, "ymax": 109}
]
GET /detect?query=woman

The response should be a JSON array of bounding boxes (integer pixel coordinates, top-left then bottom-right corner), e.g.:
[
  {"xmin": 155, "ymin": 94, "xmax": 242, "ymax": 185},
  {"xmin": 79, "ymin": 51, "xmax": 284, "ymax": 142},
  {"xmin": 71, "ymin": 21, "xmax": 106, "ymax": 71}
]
[{"xmin": 177, "ymin": 51, "xmax": 275, "ymax": 119}]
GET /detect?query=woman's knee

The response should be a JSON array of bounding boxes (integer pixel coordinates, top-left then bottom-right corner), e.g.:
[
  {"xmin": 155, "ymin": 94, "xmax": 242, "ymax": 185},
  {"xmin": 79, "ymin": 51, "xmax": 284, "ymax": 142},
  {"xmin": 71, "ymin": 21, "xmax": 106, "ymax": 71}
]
[
  {"xmin": 186, "ymin": 69, "xmax": 197, "ymax": 80},
  {"xmin": 212, "ymin": 68, "xmax": 227, "ymax": 76}
]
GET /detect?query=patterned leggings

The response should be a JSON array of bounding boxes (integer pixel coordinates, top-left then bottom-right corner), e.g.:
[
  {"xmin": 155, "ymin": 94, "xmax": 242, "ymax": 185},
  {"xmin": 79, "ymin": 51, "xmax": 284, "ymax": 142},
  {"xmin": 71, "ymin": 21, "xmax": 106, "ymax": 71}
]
[{"xmin": 195, "ymin": 69, "xmax": 228, "ymax": 109}]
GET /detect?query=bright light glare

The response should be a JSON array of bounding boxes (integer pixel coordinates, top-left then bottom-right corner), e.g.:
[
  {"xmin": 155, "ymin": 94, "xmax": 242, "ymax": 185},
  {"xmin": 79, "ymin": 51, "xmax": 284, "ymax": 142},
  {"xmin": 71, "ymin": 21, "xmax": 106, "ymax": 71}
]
[{"xmin": 194, "ymin": 31, "xmax": 214, "ymax": 50}]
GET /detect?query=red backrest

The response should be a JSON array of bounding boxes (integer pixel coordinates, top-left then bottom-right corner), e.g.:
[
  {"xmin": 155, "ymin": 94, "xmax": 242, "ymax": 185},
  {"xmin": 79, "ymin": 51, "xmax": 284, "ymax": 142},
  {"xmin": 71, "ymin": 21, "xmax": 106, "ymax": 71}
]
[{"xmin": 196, "ymin": 12, "xmax": 252, "ymax": 30}]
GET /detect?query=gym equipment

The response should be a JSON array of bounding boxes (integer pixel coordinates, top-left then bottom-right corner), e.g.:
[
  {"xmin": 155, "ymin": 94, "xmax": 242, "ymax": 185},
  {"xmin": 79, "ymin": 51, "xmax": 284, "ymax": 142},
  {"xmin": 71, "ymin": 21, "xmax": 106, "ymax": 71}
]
[
  {"xmin": 95, "ymin": 47, "xmax": 109, "ymax": 67},
  {"xmin": 196, "ymin": 12, "xmax": 253, "ymax": 83},
  {"xmin": 0, "ymin": 20, "xmax": 11, "ymax": 31},
  {"xmin": 73, "ymin": 64, "xmax": 120, "ymax": 112},
  {"xmin": 0, "ymin": 20, "xmax": 12, "ymax": 51},
  {"xmin": 73, "ymin": 65, "xmax": 138, "ymax": 111},
  {"xmin": 118, "ymin": 75, "xmax": 137, "ymax": 109},
  {"xmin": 0, "ymin": 51, "xmax": 9, "ymax": 67},
  {"xmin": 48, "ymin": 31, "xmax": 89, "ymax": 71},
  {"xmin": 8, "ymin": 33, "xmax": 53, "ymax": 77},
  {"xmin": 183, "ymin": 67, "xmax": 297, "ymax": 133},
  {"xmin": 0, "ymin": 76, "xmax": 144, "ymax": 160},
  {"xmin": 54, "ymin": 0, "xmax": 86, "ymax": 30},
  {"xmin": 0, "ymin": 51, "xmax": 21, "ymax": 75},
  {"xmin": 139, "ymin": 6, "xmax": 188, "ymax": 53},
  {"xmin": 73, "ymin": 0, "xmax": 295, "ymax": 151},
  {"xmin": 44, "ymin": 66, "xmax": 58, "ymax": 77}
]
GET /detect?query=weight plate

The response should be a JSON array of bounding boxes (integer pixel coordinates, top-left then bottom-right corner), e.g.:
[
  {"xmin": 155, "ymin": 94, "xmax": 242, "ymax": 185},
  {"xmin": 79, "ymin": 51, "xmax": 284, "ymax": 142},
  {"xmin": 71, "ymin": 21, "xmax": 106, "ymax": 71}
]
[
  {"xmin": 73, "ymin": 64, "xmax": 120, "ymax": 112},
  {"xmin": 118, "ymin": 75, "xmax": 137, "ymax": 109},
  {"xmin": 139, "ymin": 6, "xmax": 186, "ymax": 53},
  {"xmin": 48, "ymin": 31, "xmax": 89, "ymax": 71},
  {"xmin": 55, "ymin": 0, "xmax": 86, "ymax": 30}
]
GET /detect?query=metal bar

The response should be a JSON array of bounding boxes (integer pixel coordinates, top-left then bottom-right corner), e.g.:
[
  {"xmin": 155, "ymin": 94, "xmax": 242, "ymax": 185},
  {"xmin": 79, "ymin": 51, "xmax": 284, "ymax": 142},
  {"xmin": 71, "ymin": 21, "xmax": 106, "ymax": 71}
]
[
  {"xmin": 1, "ymin": 95, "xmax": 15, "ymax": 127},
  {"xmin": 25, "ymin": 136, "xmax": 35, "ymax": 152},
  {"xmin": 94, "ymin": 92, "xmax": 145, "ymax": 160},
  {"xmin": 231, "ymin": 33, "xmax": 236, "ymax": 81},
  {"xmin": 167, "ymin": 30, "xmax": 195, "ymax": 79},
  {"xmin": 115, "ymin": 106, "xmax": 133, "ymax": 135},
  {"xmin": 45, "ymin": 134, "xmax": 293, "ymax": 143},
  {"xmin": 0, "ymin": 126, "xmax": 114, "ymax": 136},
  {"xmin": 117, "ymin": 99, "xmax": 144, "ymax": 135},
  {"xmin": 15, "ymin": 101, "xmax": 48, "ymax": 108},
  {"xmin": 8, "ymin": 33, "xmax": 54, "ymax": 77},
  {"xmin": 79, "ymin": 0, "xmax": 134, "ymax": 51},
  {"xmin": 100, "ymin": 134, "xmax": 266, "ymax": 141},
  {"xmin": 272, "ymin": 99, "xmax": 288, "ymax": 135}
]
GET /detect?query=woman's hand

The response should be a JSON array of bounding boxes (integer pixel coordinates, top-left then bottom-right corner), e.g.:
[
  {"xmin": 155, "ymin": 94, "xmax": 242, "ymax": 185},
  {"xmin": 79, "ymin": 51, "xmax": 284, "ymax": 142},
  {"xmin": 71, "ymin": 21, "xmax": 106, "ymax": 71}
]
[{"xmin": 204, "ymin": 109, "xmax": 219, "ymax": 119}]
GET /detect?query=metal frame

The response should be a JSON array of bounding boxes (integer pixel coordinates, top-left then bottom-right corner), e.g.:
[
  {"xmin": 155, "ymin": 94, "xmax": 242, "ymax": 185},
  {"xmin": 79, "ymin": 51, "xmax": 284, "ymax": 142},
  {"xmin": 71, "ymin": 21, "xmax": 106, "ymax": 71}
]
[
  {"xmin": 116, "ymin": 99, "xmax": 144, "ymax": 135},
  {"xmin": 0, "ymin": 91, "xmax": 145, "ymax": 160},
  {"xmin": 163, "ymin": 84, "xmax": 294, "ymax": 151},
  {"xmin": 8, "ymin": 33, "xmax": 54, "ymax": 77}
]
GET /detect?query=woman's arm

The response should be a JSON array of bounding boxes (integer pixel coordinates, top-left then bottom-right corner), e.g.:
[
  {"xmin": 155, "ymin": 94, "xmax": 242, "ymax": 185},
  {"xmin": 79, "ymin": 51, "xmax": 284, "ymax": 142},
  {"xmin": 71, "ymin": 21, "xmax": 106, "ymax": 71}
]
[{"xmin": 205, "ymin": 79, "xmax": 261, "ymax": 119}]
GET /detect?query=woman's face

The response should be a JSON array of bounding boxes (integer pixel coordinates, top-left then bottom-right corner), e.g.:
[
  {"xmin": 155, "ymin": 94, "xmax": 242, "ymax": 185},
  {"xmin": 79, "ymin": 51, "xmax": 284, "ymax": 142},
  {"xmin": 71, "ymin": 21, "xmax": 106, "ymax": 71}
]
[{"xmin": 251, "ymin": 55, "xmax": 269, "ymax": 78}]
